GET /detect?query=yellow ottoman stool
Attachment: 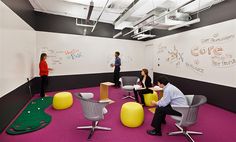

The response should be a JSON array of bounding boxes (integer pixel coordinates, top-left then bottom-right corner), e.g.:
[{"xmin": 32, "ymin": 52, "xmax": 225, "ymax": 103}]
[
  {"xmin": 53, "ymin": 92, "xmax": 73, "ymax": 110},
  {"xmin": 144, "ymin": 91, "xmax": 158, "ymax": 107},
  {"xmin": 120, "ymin": 102, "xmax": 144, "ymax": 128}
]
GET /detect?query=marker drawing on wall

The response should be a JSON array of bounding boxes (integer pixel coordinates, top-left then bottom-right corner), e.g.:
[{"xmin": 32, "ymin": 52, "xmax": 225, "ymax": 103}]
[
  {"xmin": 121, "ymin": 55, "xmax": 133, "ymax": 65},
  {"xmin": 64, "ymin": 49, "xmax": 82, "ymax": 60},
  {"xmin": 192, "ymin": 32, "xmax": 236, "ymax": 68},
  {"xmin": 185, "ymin": 60, "xmax": 205, "ymax": 74},
  {"xmin": 166, "ymin": 45, "xmax": 184, "ymax": 67},
  {"xmin": 145, "ymin": 43, "xmax": 154, "ymax": 47},
  {"xmin": 41, "ymin": 47, "xmax": 63, "ymax": 65},
  {"xmin": 156, "ymin": 43, "xmax": 167, "ymax": 54},
  {"xmin": 151, "ymin": 20, "xmax": 236, "ymax": 87},
  {"xmin": 201, "ymin": 33, "xmax": 235, "ymax": 44},
  {"xmin": 41, "ymin": 47, "xmax": 83, "ymax": 66},
  {"xmin": 212, "ymin": 54, "xmax": 236, "ymax": 68}
]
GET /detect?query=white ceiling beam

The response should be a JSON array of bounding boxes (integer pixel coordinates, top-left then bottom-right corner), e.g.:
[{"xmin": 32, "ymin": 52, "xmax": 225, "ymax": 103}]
[
  {"xmin": 114, "ymin": 0, "xmax": 147, "ymax": 30},
  {"xmin": 29, "ymin": 0, "xmax": 47, "ymax": 11}
]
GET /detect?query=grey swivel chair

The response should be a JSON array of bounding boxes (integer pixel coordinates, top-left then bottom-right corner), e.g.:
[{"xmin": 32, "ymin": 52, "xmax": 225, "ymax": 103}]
[
  {"xmin": 169, "ymin": 95, "xmax": 207, "ymax": 142},
  {"xmin": 119, "ymin": 76, "xmax": 139, "ymax": 100},
  {"xmin": 75, "ymin": 93, "xmax": 111, "ymax": 140}
]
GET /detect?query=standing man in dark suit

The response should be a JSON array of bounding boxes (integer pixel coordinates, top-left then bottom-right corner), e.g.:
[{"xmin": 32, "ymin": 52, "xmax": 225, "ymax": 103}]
[{"xmin": 111, "ymin": 51, "xmax": 121, "ymax": 87}]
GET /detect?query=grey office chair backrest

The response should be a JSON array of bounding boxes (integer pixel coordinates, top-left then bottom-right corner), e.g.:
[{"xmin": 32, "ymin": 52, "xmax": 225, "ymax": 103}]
[
  {"xmin": 120, "ymin": 76, "xmax": 139, "ymax": 86},
  {"xmin": 180, "ymin": 95, "xmax": 207, "ymax": 127},
  {"xmin": 76, "ymin": 94, "xmax": 109, "ymax": 122}
]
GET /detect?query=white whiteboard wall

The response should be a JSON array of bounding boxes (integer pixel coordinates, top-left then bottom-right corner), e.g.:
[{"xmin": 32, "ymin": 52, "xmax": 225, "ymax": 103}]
[
  {"xmin": 0, "ymin": 1, "xmax": 36, "ymax": 98},
  {"xmin": 143, "ymin": 44, "xmax": 154, "ymax": 81},
  {"xmin": 147, "ymin": 19, "xmax": 236, "ymax": 88},
  {"xmin": 36, "ymin": 32, "xmax": 146, "ymax": 76}
]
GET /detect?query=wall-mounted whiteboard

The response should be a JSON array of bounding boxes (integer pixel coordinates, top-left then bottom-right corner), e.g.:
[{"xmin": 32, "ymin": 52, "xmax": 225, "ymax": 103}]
[
  {"xmin": 0, "ymin": 1, "xmax": 36, "ymax": 98},
  {"xmin": 147, "ymin": 19, "xmax": 236, "ymax": 88},
  {"xmin": 36, "ymin": 32, "xmax": 145, "ymax": 76}
]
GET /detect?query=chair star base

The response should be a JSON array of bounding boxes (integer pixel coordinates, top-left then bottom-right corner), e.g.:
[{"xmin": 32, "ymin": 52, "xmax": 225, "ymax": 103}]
[
  {"xmin": 168, "ymin": 123, "xmax": 203, "ymax": 142},
  {"xmin": 77, "ymin": 121, "xmax": 111, "ymax": 140},
  {"xmin": 122, "ymin": 93, "xmax": 135, "ymax": 100}
]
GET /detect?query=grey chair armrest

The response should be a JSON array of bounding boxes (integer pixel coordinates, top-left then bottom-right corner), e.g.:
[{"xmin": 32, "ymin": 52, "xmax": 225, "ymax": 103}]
[{"xmin": 171, "ymin": 105, "xmax": 189, "ymax": 116}]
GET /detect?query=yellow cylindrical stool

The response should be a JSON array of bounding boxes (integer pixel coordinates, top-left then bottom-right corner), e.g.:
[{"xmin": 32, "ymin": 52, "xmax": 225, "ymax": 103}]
[
  {"xmin": 120, "ymin": 102, "xmax": 144, "ymax": 128},
  {"xmin": 144, "ymin": 91, "xmax": 158, "ymax": 107},
  {"xmin": 53, "ymin": 92, "xmax": 73, "ymax": 110}
]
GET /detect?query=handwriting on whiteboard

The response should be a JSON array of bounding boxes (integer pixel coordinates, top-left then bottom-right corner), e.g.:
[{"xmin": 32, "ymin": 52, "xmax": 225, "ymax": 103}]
[
  {"xmin": 64, "ymin": 49, "xmax": 82, "ymax": 60},
  {"xmin": 212, "ymin": 54, "xmax": 236, "ymax": 68},
  {"xmin": 156, "ymin": 43, "xmax": 167, "ymax": 54},
  {"xmin": 191, "ymin": 45, "xmax": 223, "ymax": 57},
  {"xmin": 201, "ymin": 33, "xmax": 235, "ymax": 44},
  {"xmin": 166, "ymin": 45, "xmax": 183, "ymax": 67},
  {"xmin": 41, "ymin": 47, "xmax": 82, "ymax": 65}
]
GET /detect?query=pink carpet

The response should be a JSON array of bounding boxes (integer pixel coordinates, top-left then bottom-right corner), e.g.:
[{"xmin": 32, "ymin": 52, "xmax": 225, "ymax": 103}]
[{"xmin": 1, "ymin": 86, "xmax": 236, "ymax": 142}]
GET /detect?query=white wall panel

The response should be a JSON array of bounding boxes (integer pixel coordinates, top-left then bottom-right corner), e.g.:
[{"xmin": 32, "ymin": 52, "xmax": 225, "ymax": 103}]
[
  {"xmin": 147, "ymin": 19, "xmax": 236, "ymax": 87},
  {"xmin": 0, "ymin": 1, "xmax": 36, "ymax": 98},
  {"xmin": 36, "ymin": 32, "xmax": 145, "ymax": 76}
]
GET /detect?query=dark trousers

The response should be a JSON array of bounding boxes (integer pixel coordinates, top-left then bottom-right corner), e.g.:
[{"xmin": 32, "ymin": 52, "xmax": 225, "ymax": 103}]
[
  {"xmin": 151, "ymin": 104, "xmax": 181, "ymax": 131},
  {"xmin": 40, "ymin": 75, "xmax": 48, "ymax": 97},
  {"xmin": 133, "ymin": 89, "xmax": 152, "ymax": 104},
  {"xmin": 113, "ymin": 67, "xmax": 120, "ymax": 87}
]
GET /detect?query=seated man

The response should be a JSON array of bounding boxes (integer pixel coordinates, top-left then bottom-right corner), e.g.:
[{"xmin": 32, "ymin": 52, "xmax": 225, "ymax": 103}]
[{"xmin": 147, "ymin": 76, "xmax": 188, "ymax": 136}]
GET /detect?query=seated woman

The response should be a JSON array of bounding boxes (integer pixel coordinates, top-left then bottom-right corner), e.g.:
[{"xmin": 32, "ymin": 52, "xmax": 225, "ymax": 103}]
[{"xmin": 133, "ymin": 68, "xmax": 153, "ymax": 106}]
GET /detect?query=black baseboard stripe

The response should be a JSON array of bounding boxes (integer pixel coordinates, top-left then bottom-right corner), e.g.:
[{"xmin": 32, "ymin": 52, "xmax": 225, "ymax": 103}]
[
  {"xmin": 31, "ymin": 71, "xmax": 140, "ymax": 93},
  {"xmin": 0, "ymin": 81, "xmax": 32, "ymax": 133}
]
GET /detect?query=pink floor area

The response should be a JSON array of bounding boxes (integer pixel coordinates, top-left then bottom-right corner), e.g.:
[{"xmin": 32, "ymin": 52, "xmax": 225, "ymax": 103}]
[{"xmin": 1, "ymin": 86, "xmax": 236, "ymax": 142}]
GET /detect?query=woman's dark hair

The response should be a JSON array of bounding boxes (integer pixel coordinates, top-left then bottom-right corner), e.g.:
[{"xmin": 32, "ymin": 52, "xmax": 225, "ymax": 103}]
[
  {"xmin": 40, "ymin": 53, "xmax": 47, "ymax": 61},
  {"xmin": 115, "ymin": 51, "xmax": 120, "ymax": 56},
  {"xmin": 142, "ymin": 68, "xmax": 148, "ymax": 75},
  {"xmin": 157, "ymin": 76, "xmax": 169, "ymax": 85}
]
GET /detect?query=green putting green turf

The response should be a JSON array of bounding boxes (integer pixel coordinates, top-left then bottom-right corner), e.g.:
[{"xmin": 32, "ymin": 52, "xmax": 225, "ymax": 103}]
[{"xmin": 6, "ymin": 97, "xmax": 53, "ymax": 135}]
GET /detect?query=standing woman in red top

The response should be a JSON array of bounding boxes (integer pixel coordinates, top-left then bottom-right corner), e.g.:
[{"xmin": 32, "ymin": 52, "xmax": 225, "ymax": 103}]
[{"xmin": 39, "ymin": 53, "xmax": 52, "ymax": 97}]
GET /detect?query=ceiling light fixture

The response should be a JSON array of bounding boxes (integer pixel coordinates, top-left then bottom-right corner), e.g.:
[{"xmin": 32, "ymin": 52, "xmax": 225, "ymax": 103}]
[
  {"xmin": 168, "ymin": 18, "xmax": 200, "ymax": 30},
  {"xmin": 113, "ymin": 31, "xmax": 122, "ymax": 38},
  {"xmin": 137, "ymin": 34, "xmax": 156, "ymax": 40},
  {"xmin": 131, "ymin": 27, "xmax": 154, "ymax": 38},
  {"xmin": 76, "ymin": 18, "xmax": 94, "ymax": 27}
]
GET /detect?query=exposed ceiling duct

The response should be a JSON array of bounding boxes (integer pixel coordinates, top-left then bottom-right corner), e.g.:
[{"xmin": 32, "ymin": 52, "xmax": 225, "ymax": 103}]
[
  {"xmin": 168, "ymin": 17, "xmax": 200, "ymax": 30},
  {"xmin": 168, "ymin": 11, "xmax": 191, "ymax": 21},
  {"xmin": 132, "ymin": 33, "xmax": 156, "ymax": 40},
  {"xmin": 113, "ymin": 0, "xmax": 146, "ymax": 30},
  {"xmin": 86, "ymin": 1, "xmax": 94, "ymax": 23},
  {"xmin": 123, "ymin": 0, "xmax": 197, "ymax": 37},
  {"xmin": 179, "ymin": 0, "xmax": 225, "ymax": 14},
  {"xmin": 132, "ymin": 7, "xmax": 167, "ymax": 27}
]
